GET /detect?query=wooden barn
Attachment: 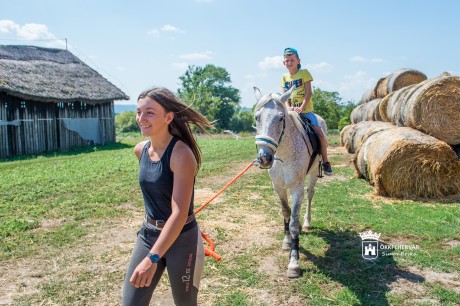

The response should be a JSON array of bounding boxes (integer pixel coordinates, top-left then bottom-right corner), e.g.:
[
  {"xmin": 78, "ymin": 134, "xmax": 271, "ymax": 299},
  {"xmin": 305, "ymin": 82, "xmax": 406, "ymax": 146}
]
[{"xmin": 0, "ymin": 45, "xmax": 129, "ymax": 159}]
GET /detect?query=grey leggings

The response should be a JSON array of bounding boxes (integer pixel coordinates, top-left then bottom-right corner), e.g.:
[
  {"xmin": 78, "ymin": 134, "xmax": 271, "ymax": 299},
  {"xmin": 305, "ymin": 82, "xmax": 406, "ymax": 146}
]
[{"xmin": 122, "ymin": 225, "xmax": 205, "ymax": 306}]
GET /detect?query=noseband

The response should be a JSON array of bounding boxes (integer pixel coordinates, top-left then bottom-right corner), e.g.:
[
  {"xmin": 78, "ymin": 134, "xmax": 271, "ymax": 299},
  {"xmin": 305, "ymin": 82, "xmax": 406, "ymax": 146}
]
[
  {"xmin": 254, "ymin": 94, "xmax": 287, "ymax": 153},
  {"xmin": 255, "ymin": 116, "xmax": 286, "ymax": 152}
]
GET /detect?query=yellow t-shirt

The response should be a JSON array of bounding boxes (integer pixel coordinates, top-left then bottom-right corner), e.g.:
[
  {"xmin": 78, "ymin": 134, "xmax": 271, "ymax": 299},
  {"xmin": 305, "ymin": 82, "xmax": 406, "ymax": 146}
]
[{"xmin": 280, "ymin": 69, "xmax": 314, "ymax": 114}]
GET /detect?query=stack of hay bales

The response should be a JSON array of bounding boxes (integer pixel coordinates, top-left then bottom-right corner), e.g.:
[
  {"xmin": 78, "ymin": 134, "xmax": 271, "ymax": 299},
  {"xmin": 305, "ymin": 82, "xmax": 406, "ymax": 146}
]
[
  {"xmin": 360, "ymin": 68, "xmax": 427, "ymax": 104},
  {"xmin": 341, "ymin": 69, "xmax": 460, "ymax": 199}
]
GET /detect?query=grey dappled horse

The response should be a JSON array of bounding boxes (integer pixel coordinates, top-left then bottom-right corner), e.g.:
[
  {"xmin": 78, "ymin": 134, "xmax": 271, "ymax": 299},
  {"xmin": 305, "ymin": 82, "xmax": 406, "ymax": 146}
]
[{"xmin": 254, "ymin": 87, "xmax": 327, "ymax": 278}]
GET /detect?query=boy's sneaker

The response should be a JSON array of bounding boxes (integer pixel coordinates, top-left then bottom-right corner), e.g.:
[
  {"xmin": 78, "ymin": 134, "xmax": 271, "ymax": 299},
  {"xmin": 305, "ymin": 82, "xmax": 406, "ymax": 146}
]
[{"xmin": 323, "ymin": 161, "xmax": 332, "ymax": 176}]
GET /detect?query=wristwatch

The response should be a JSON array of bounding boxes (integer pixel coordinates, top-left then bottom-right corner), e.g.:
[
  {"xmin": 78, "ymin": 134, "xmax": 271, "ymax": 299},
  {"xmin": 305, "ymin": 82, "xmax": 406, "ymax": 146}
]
[{"xmin": 147, "ymin": 253, "xmax": 160, "ymax": 263}]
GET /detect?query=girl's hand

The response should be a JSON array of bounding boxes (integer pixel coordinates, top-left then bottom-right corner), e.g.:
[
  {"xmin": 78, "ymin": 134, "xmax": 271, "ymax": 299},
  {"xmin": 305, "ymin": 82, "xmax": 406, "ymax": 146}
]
[{"xmin": 129, "ymin": 257, "xmax": 157, "ymax": 288}]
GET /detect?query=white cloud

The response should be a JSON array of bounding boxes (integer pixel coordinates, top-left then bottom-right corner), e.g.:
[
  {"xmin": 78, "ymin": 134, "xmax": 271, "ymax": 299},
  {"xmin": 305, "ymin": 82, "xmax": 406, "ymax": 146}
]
[
  {"xmin": 258, "ymin": 56, "xmax": 284, "ymax": 70},
  {"xmin": 0, "ymin": 19, "xmax": 65, "ymax": 48},
  {"xmin": 179, "ymin": 51, "xmax": 213, "ymax": 60},
  {"xmin": 148, "ymin": 24, "xmax": 184, "ymax": 37},
  {"xmin": 0, "ymin": 20, "xmax": 18, "ymax": 33},
  {"xmin": 306, "ymin": 62, "xmax": 333, "ymax": 73},
  {"xmin": 172, "ymin": 62, "xmax": 188, "ymax": 70},
  {"xmin": 161, "ymin": 24, "xmax": 182, "ymax": 32},
  {"xmin": 350, "ymin": 55, "xmax": 383, "ymax": 63}
]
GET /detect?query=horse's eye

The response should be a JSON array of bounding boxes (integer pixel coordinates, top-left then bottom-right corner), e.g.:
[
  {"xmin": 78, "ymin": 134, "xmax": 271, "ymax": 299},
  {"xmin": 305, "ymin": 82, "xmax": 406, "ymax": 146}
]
[
  {"xmin": 279, "ymin": 115, "xmax": 284, "ymax": 122},
  {"xmin": 255, "ymin": 114, "xmax": 260, "ymax": 121}
]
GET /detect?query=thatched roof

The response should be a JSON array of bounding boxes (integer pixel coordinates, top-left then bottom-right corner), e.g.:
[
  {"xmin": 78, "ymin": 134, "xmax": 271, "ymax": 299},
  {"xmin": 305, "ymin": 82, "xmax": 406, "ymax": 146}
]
[{"xmin": 0, "ymin": 45, "xmax": 129, "ymax": 103}]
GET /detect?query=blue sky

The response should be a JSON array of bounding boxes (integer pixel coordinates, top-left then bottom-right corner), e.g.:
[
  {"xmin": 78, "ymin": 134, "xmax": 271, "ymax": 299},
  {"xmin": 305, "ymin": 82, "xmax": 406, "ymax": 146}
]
[{"xmin": 1, "ymin": 0, "xmax": 459, "ymax": 107}]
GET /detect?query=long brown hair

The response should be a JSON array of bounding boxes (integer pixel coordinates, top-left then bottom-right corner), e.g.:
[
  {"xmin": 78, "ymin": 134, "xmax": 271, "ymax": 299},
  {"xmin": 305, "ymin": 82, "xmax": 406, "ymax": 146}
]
[{"xmin": 138, "ymin": 87, "xmax": 212, "ymax": 169}]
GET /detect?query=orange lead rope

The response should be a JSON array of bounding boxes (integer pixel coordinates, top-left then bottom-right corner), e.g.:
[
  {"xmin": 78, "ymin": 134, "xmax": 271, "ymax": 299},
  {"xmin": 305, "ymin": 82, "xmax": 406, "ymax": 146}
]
[{"xmin": 194, "ymin": 160, "xmax": 255, "ymax": 261}]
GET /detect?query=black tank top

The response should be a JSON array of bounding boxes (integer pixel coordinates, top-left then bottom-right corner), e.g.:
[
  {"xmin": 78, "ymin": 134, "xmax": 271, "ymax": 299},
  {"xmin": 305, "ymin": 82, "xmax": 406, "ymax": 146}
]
[{"xmin": 138, "ymin": 137, "xmax": 196, "ymax": 227}]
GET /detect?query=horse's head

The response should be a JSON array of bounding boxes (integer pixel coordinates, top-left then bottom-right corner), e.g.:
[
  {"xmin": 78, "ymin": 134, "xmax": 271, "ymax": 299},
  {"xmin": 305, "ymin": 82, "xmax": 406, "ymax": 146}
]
[{"xmin": 253, "ymin": 86, "xmax": 294, "ymax": 169}]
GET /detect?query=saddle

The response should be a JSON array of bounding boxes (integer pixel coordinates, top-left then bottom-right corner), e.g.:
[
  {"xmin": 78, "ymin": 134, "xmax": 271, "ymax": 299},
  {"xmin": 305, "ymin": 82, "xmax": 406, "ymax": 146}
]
[{"xmin": 300, "ymin": 117, "xmax": 321, "ymax": 155}]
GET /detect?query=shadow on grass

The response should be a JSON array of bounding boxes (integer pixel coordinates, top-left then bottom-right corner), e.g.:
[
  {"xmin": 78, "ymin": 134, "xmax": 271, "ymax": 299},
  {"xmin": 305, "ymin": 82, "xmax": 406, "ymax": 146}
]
[
  {"xmin": 300, "ymin": 228, "xmax": 425, "ymax": 305},
  {"xmin": 0, "ymin": 141, "xmax": 132, "ymax": 163}
]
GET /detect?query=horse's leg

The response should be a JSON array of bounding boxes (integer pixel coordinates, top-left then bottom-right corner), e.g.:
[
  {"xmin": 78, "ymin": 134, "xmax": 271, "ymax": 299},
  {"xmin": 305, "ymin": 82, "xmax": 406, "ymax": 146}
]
[
  {"xmin": 303, "ymin": 171, "xmax": 319, "ymax": 231},
  {"xmin": 287, "ymin": 185, "xmax": 304, "ymax": 278},
  {"xmin": 272, "ymin": 183, "xmax": 291, "ymax": 250}
]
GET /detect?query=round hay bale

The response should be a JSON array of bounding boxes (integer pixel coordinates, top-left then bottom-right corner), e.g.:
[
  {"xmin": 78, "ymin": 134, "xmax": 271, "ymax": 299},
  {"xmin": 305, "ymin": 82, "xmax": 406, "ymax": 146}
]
[
  {"xmin": 360, "ymin": 127, "xmax": 460, "ymax": 199},
  {"xmin": 350, "ymin": 103, "xmax": 366, "ymax": 124},
  {"xmin": 364, "ymin": 98, "xmax": 382, "ymax": 121},
  {"xmin": 376, "ymin": 75, "xmax": 391, "ymax": 98},
  {"xmin": 378, "ymin": 92, "xmax": 395, "ymax": 122},
  {"xmin": 345, "ymin": 121, "xmax": 395, "ymax": 154},
  {"xmin": 399, "ymin": 75, "xmax": 460, "ymax": 145},
  {"xmin": 360, "ymin": 89, "xmax": 374, "ymax": 104},
  {"xmin": 386, "ymin": 84, "xmax": 417, "ymax": 126},
  {"xmin": 340, "ymin": 124, "xmax": 353, "ymax": 147},
  {"xmin": 387, "ymin": 68, "xmax": 427, "ymax": 92},
  {"xmin": 350, "ymin": 99, "xmax": 382, "ymax": 124}
]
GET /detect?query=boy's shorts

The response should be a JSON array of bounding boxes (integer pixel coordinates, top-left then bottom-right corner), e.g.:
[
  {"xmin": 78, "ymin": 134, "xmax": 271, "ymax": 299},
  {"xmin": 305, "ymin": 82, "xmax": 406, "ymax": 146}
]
[{"xmin": 299, "ymin": 112, "xmax": 319, "ymax": 126}]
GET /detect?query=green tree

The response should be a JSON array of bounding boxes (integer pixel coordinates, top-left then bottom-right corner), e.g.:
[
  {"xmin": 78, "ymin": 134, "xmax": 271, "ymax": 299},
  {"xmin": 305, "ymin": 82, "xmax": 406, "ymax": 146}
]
[
  {"xmin": 312, "ymin": 88, "xmax": 342, "ymax": 129},
  {"xmin": 228, "ymin": 109, "xmax": 255, "ymax": 133},
  {"xmin": 311, "ymin": 87, "xmax": 357, "ymax": 130},
  {"xmin": 115, "ymin": 111, "xmax": 138, "ymax": 133},
  {"xmin": 338, "ymin": 101, "xmax": 356, "ymax": 130},
  {"xmin": 178, "ymin": 65, "xmax": 240, "ymax": 130}
]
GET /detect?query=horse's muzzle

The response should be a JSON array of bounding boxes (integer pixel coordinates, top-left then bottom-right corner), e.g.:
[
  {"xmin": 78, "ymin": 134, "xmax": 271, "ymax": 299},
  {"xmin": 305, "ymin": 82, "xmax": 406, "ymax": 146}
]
[{"xmin": 257, "ymin": 146, "xmax": 274, "ymax": 169}]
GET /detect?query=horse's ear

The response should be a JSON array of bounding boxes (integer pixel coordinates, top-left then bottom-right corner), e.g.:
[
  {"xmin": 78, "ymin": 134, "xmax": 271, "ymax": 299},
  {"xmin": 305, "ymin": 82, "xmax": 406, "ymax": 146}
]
[
  {"xmin": 280, "ymin": 86, "xmax": 295, "ymax": 104},
  {"xmin": 254, "ymin": 87, "xmax": 262, "ymax": 101}
]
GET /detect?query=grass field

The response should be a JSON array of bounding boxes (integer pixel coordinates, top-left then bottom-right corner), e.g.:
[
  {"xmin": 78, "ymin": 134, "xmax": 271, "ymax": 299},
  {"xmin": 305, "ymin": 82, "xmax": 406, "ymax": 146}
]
[{"xmin": 0, "ymin": 132, "xmax": 459, "ymax": 305}]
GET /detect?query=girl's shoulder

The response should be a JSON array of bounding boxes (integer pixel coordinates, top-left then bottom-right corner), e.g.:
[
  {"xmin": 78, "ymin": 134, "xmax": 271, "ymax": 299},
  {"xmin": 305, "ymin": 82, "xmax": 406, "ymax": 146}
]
[{"xmin": 134, "ymin": 140, "xmax": 149, "ymax": 159}]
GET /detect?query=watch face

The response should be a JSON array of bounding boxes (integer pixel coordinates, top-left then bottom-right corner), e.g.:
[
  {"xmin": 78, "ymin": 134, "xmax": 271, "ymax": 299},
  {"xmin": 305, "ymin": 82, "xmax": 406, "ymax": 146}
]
[{"xmin": 148, "ymin": 253, "xmax": 160, "ymax": 263}]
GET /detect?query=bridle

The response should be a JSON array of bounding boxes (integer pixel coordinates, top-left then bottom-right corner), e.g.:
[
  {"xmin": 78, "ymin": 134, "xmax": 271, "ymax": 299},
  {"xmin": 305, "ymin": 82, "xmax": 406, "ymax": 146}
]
[
  {"xmin": 254, "ymin": 94, "xmax": 287, "ymax": 153},
  {"xmin": 255, "ymin": 115, "xmax": 285, "ymax": 152}
]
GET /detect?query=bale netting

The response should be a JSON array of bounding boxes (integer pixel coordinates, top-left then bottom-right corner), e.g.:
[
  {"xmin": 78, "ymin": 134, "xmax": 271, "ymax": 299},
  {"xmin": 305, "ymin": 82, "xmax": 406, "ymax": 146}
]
[
  {"xmin": 355, "ymin": 127, "xmax": 460, "ymax": 199},
  {"xmin": 350, "ymin": 98, "xmax": 382, "ymax": 124},
  {"xmin": 344, "ymin": 121, "xmax": 395, "ymax": 154},
  {"xmin": 397, "ymin": 75, "xmax": 460, "ymax": 145}
]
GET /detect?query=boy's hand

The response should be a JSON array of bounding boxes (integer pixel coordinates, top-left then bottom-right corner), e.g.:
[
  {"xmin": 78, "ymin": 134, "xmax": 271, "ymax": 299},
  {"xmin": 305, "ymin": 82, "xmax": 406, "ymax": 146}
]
[{"xmin": 294, "ymin": 107, "xmax": 303, "ymax": 113}]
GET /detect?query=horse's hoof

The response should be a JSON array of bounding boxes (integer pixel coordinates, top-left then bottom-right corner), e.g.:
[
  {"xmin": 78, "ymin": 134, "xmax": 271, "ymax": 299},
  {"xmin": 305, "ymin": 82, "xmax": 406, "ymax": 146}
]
[
  {"xmin": 302, "ymin": 224, "xmax": 312, "ymax": 231},
  {"xmin": 282, "ymin": 241, "xmax": 291, "ymax": 250},
  {"xmin": 287, "ymin": 264, "xmax": 301, "ymax": 278}
]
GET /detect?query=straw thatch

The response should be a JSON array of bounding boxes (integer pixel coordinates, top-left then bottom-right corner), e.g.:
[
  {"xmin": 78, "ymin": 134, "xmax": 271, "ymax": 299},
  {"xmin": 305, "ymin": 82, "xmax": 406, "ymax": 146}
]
[
  {"xmin": 0, "ymin": 45, "xmax": 129, "ymax": 103},
  {"xmin": 354, "ymin": 127, "xmax": 460, "ymax": 199},
  {"xmin": 396, "ymin": 75, "xmax": 460, "ymax": 145},
  {"xmin": 343, "ymin": 121, "xmax": 395, "ymax": 154}
]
